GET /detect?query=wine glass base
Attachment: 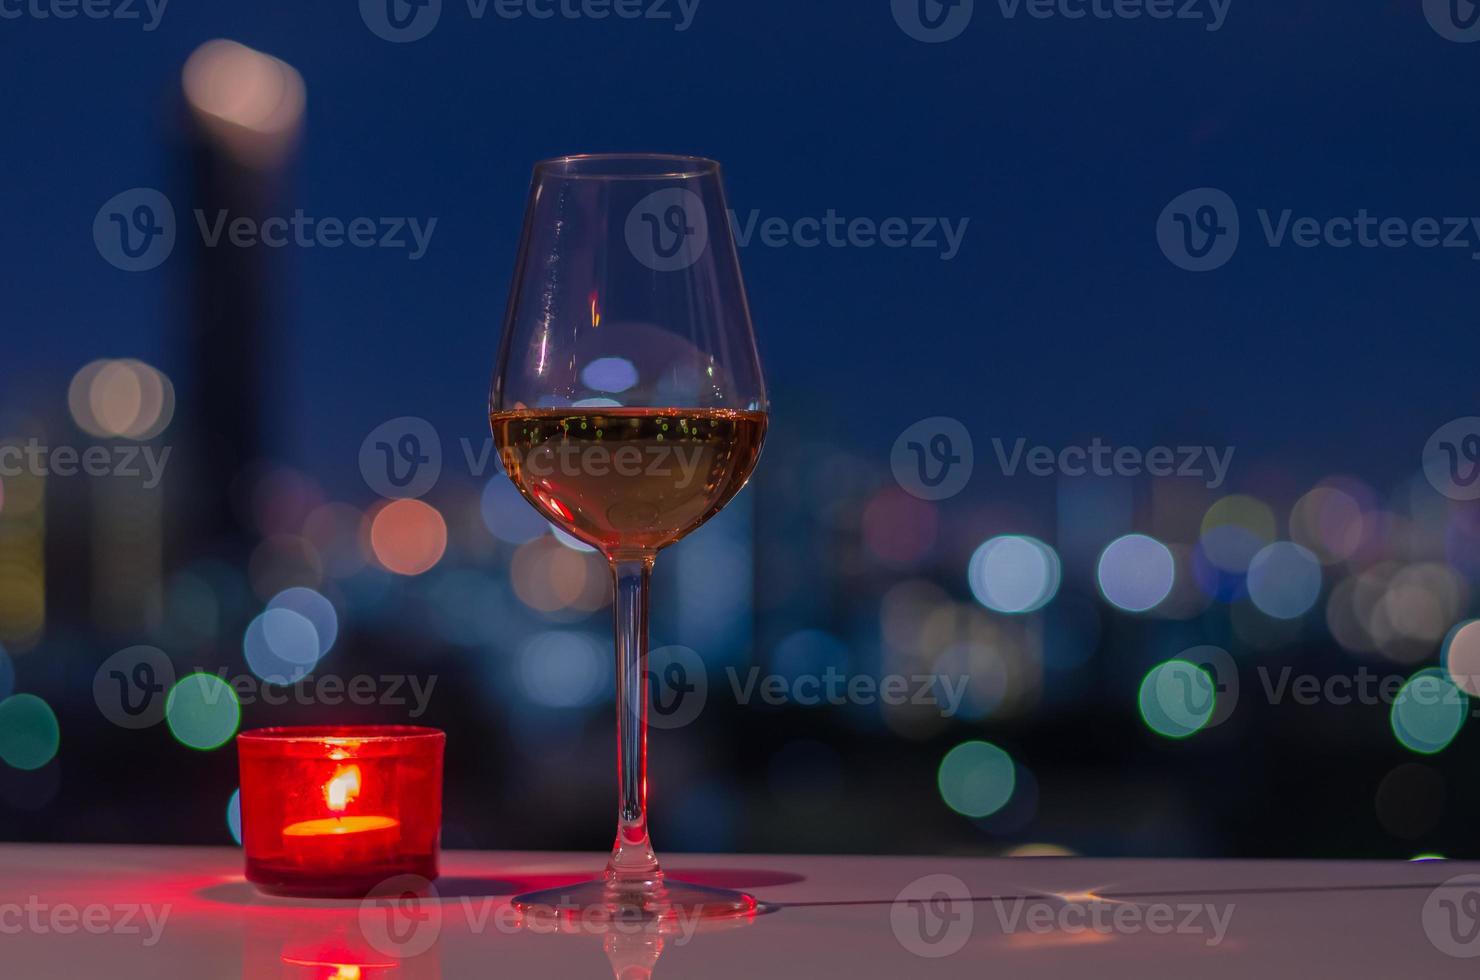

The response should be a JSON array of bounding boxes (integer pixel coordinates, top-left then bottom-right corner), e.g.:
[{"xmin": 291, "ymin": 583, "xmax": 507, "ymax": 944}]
[{"xmin": 512, "ymin": 878, "xmax": 759, "ymax": 933}]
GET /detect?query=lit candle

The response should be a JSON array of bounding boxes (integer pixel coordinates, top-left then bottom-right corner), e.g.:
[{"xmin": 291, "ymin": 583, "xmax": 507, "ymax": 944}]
[{"xmin": 238, "ymin": 726, "xmax": 444, "ymax": 897}]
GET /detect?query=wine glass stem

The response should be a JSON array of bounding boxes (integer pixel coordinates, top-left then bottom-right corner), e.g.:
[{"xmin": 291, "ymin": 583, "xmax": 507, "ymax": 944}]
[{"xmin": 608, "ymin": 555, "xmax": 661, "ymax": 886}]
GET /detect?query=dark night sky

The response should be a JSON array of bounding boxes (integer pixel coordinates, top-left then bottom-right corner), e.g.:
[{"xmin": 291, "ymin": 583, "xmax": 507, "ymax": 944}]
[{"xmin": 2, "ymin": 0, "xmax": 1476, "ymax": 498}]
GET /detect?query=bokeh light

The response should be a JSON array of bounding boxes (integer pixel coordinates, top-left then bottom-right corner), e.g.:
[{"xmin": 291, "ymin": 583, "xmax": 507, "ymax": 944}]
[
  {"xmin": 369, "ymin": 499, "xmax": 447, "ymax": 576},
  {"xmin": 227, "ymin": 788, "xmax": 242, "ymax": 846},
  {"xmin": 1139, "ymin": 660, "xmax": 1215, "ymax": 739},
  {"xmin": 1391, "ymin": 668, "xmax": 1466, "ymax": 755},
  {"xmin": 480, "ymin": 478, "xmax": 548, "ymax": 545},
  {"xmin": 244, "ymin": 607, "xmax": 322, "ymax": 684},
  {"xmin": 937, "ymin": 740, "xmax": 1015, "ymax": 818},
  {"xmin": 267, "ymin": 586, "xmax": 338, "ymax": 656},
  {"xmin": 509, "ymin": 536, "xmax": 606, "ymax": 616},
  {"xmin": 0, "ymin": 694, "xmax": 60, "ymax": 770},
  {"xmin": 165, "ymin": 673, "xmax": 241, "ymax": 751},
  {"xmin": 580, "ymin": 356, "xmax": 639, "ymax": 394},
  {"xmin": 1290, "ymin": 485, "xmax": 1365, "ymax": 564},
  {"xmin": 863, "ymin": 488, "xmax": 938, "ymax": 566},
  {"xmin": 182, "ymin": 39, "xmax": 306, "ymax": 166},
  {"xmin": 1246, "ymin": 542, "xmax": 1322, "ymax": 619},
  {"xmin": 1199, "ymin": 495, "xmax": 1276, "ymax": 573},
  {"xmin": 517, "ymin": 632, "xmax": 606, "ymax": 708},
  {"xmin": 968, "ymin": 535, "xmax": 1061, "ymax": 614},
  {"xmin": 68, "ymin": 358, "xmax": 175, "ymax": 440},
  {"xmin": 1443, "ymin": 620, "xmax": 1480, "ymax": 697},
  {"xmin": 1097, "ymin": 534, "xmax": 1175, "ymax": 612}
]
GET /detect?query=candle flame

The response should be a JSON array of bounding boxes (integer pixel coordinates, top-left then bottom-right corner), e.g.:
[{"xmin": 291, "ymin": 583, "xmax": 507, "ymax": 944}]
[{"xmin": 324, "ymin": 764, "xmax": 361, "ymax": 812}]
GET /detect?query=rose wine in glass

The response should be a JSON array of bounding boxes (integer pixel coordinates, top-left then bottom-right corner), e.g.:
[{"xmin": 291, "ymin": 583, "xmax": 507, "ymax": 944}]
[{"xmin": 489, "ymin": 154, "xmax": 768, "ymax": 926}]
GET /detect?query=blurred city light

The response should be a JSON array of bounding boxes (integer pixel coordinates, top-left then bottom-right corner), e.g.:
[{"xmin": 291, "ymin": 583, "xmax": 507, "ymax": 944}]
[
  {"xmin": 1097, "ymin": 534, "xmax": 1175, "ymax": 613},
  {"xmin": 1138, "ymin": 660, "xmax": 1215, "ymax": 739},
  {"xmin": 68, "ymin": 359, "xmax": 175, "ymax": 440},
  {"xmin": 369, "ymin": 499, "xmax": 447, "ymax": 576},
  {"xmin": 1443, "ymin": 620, "xmax": 1480, "ymax": 697},
  {"xmin": 268, "ymin": 586, "xmax": 339, "ymax": 656},
  {"xmin": 244, "ymin": 607, "xmax": 322, "ymax": 684},
  {"xmin": 182, "ymin": 39, "xmax": 305, "ymax": 167},
  {"xmin": 227, "ymin": 788, "xmax": 242, "ymax": 846},
  {"xmin": 165, "ymin": 673, "xmax": 241, "ymax": 751},
  {"xmin": 0, "ymin": 694, "xmax": 59, "ymax": 771},
  {"xmin": 1390, "ymin": 668, "xmax": 1467, "ymax": 755},
  {"xmin": 968, "ymin": 535, "xmax": 1060, "ymax": 614},
  {"xmin": 938, "ymin": 740, "xmax": 1016, "ymax": 818},
  {"xmin": 517, "ymin": 631, "xmax": 606, "ymax": 708},
  {"xmin": 1246, "ymin": 542, "xmax": 1323, "ymax": 619}
]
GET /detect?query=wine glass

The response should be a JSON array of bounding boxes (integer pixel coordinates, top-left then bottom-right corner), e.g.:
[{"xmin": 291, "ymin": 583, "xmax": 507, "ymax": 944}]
[{"xmin": 489, "ymin": 154, "xmax": 768, "ymax": 925}]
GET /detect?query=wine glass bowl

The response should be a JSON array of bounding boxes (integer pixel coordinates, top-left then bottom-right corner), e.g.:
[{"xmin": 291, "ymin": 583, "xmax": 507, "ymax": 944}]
[{"xmin": 489, "ymin": 154, "xmax": 767, "ymax": 925}]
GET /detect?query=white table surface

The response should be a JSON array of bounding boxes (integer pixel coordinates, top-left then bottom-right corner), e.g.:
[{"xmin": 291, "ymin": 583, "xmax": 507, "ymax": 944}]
[{"xmin": 1, "ymin": 845, "xmax": 1478, "ymax": 978}]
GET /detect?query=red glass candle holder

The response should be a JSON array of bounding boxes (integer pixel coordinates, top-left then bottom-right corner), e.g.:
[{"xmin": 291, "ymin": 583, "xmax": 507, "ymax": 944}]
[{"xmin": 238, "ymin": 726, "xmax": 445, "ymax": 898}]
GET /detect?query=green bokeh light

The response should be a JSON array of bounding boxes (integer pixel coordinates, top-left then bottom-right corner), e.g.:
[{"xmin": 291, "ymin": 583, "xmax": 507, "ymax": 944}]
[
  {"xmin": 227, "ymin": 788, "xmax": 242, "ymax": 846},
  {"xmin": 1391, "ymin": 668, "xmax": 1466, "ymax": 756},
  {"xmin": 165, "ymin": 673, "xmax": 240, "ymax": 751},
  {"xmin": 1139, "ymin": 660, "xmax": 1215, "ymax": 739},
  {"xmin": 0, "ymin": 694, "xmax": 59, "ymax": 770},
  {"xmin": 938, "ymin": 740, "xmax": 1015, "ymax": 818}
]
